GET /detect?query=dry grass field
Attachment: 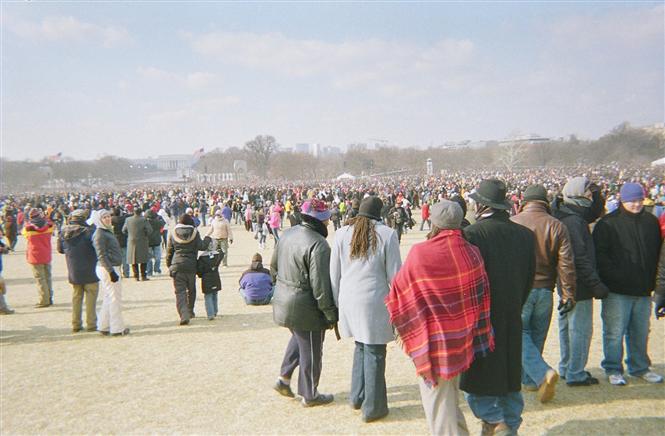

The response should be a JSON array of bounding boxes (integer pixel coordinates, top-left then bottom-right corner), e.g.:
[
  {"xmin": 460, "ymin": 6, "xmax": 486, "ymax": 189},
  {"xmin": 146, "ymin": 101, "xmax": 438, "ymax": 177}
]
[{"xmin": 1, "ymin": 219, "xmax": 664, "ymax": 435}]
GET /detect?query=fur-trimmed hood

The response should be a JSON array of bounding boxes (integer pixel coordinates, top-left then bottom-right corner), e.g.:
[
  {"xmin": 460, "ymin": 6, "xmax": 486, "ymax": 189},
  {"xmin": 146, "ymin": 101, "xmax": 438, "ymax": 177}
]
[{"xmin": 172, "ymin": 224, "xmax": 198, "ymax": 244}]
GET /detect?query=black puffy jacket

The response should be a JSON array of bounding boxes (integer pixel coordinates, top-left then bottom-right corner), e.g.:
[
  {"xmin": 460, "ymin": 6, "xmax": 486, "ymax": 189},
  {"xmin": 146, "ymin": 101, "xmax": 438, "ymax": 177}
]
[{"xmin": 166, "ymin": 224, "xmax": 207, "ymax": 274}]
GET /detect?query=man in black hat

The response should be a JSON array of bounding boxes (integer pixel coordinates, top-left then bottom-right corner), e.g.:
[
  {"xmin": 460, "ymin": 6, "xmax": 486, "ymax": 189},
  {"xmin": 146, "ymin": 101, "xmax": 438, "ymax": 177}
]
[
  {"xmin": 461, "ymin": 179, "xmax": 536, "ymax": 435},
  {"xmin": 511, "ymin": 185, "xmax": 576, "ymax": 403}
]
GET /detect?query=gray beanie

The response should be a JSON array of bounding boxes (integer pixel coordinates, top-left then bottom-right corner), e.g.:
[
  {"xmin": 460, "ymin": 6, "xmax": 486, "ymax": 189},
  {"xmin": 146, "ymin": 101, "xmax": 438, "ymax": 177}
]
[{"xmin": 430, "ymin": 200, "xmax": 463, "ymax": 230}]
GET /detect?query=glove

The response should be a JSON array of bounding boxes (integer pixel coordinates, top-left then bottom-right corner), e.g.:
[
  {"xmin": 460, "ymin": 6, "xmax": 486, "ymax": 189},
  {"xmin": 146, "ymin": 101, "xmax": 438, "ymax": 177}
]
[
  {"xmin": 109, "ymin": 270, "xmax": 119, "ymax": 283},
  {"xmin": 557, "ymin": 299, "xmax": 575, "ymax": 315},
  {"xmin": 655, "ymin": 293, "xmax": 665, "ymax": 319}
]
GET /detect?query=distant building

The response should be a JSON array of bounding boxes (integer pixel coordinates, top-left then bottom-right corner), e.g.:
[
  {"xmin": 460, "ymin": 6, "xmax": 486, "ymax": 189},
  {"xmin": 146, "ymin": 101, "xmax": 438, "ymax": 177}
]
[
  {"xmin": 323, "ymin": 146, "xmax": 341, "ymax": 156},
  {"xmin": 131, "ymin": 154, "xmax": 192, "ymax": 171},
  {"xmin": 498, "ymin": 134, "xmax": 551, "ymax": 145},
  {"xmin": 295, "ymin": 143, "xmax": 310, "ymax": 154}
]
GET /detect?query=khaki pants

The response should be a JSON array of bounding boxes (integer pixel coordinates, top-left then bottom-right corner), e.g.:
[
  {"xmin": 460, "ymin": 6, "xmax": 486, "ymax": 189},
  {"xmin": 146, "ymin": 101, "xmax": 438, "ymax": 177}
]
[
  {"xmin": 418, "ymin": 375, "xmax": 469, "ymax": 436},
  {"xmin": 216, "ymin": 238, "xmax": 229, "ymax": 266},
  {"xmin": 72, "ymin": 283, "xmax": 99, "ymax": 330},
  {"xmin": 31, "ymin": 264, "xmax": 52, "ymax": 305}
]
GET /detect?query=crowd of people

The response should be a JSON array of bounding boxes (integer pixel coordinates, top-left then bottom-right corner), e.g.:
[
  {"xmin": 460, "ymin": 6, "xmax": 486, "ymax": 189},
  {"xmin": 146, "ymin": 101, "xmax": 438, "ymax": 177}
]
[{"xmin": 1, "ymin": 164, "xmax": 665, "ymax": 435}]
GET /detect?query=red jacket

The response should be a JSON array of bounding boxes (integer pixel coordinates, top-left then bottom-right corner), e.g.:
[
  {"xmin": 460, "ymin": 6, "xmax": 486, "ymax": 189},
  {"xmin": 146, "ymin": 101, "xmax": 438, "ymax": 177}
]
[
  {"xmin": 660, "ymin": 213, "xmax": 665, "ymax": 238},
  {"xmin": 23, "ymin": 222, "xmax": 53, "ymax": 265},
  {"xmin": 421, "ymin": 203, "xmax": 430, "ymax": 220}
]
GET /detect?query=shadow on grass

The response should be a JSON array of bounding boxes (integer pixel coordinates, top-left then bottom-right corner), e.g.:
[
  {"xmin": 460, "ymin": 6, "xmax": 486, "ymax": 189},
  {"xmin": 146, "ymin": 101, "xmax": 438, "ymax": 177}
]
[
  {"xmin": 333, "ymin": 384, "xmax": 424, "ymax": 422},
  {"xmin": 522, "ymin": 364, "xmax": 665, "ymax": 411},
  {"xmin": 0, "ymin": 309, "xmax": 276, "ymax": 344},
  {"xmin": 6, "ymin": 276, "xmax": 69, "ymax": 286},
  {"xmin": 544, "ymin": 417, "xmax": 664, "ymax": 435}
]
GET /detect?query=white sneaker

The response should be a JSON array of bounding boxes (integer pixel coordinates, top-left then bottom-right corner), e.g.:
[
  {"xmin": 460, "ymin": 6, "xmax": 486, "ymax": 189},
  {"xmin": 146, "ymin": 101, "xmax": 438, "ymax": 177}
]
[
  {"xmin": 636, "ymin": 371, "xmax": 664, "ymax": 383},
  {"xmin": 608, "ymin": 374, "xmax": 627, "ymax": 386}
]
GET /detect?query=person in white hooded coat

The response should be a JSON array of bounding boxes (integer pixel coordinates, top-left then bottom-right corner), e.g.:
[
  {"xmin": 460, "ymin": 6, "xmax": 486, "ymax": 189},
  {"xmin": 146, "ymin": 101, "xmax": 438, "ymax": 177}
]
[{"xmin": 330, "ymin": 196, "xmax": 402, "ymax": 423}]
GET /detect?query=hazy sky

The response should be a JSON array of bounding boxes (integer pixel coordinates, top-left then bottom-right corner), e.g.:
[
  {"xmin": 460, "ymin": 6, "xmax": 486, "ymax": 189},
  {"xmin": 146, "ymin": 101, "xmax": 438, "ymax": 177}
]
[{"xmin": 2, "ymin": 1, "xmax": 663, "ymax": 160}]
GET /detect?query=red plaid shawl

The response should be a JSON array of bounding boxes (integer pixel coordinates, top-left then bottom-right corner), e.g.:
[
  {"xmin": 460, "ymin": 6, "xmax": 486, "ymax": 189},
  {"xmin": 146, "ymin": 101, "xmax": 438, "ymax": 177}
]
[{"xmin": 386, "ymin": 229, "xmax": 493, "ymax": 386}]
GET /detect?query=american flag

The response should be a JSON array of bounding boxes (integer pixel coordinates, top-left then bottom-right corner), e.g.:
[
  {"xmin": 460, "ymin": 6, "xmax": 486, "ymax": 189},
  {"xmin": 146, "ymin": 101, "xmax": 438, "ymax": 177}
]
[{"xmin": 47, "ymin": 152, "xmax": 62, "ymax": 162}]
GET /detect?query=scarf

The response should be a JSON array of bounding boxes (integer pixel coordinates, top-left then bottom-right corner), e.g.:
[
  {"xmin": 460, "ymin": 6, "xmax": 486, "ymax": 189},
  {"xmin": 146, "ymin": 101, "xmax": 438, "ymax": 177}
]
[
  {"xmin": 301, "ymin": 214, "xmax": 328, "ymax": 238},
  {"xmin": 385, "ymin": 229, "xmax": 494, "ymax": 386}
]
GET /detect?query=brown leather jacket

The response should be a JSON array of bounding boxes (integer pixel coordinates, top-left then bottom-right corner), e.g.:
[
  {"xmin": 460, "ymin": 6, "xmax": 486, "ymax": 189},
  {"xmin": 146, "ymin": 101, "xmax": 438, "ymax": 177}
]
[{"xmin": 511, "ymin": 201, "xmax": 576, "ymax": 301}]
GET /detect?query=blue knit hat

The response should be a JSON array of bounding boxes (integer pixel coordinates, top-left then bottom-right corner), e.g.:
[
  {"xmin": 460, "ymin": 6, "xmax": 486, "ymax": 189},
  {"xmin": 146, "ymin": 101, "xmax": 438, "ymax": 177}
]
[{"xmin": 619, "ymin": 183, "xmax": 644, "ymax": 203}]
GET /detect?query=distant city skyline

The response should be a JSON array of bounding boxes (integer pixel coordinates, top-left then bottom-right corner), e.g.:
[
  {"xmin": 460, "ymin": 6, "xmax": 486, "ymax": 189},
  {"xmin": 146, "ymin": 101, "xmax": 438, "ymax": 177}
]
[{"xmin": 2, "ymin": 2, "xmax": 663, "ymax": 160}]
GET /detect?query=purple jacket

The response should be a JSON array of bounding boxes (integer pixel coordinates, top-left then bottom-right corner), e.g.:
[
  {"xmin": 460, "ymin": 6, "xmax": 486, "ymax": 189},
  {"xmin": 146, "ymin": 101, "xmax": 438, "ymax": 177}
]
[{"xmin": 239, "ymin": 267, "xmax": 273, "ymax": 300}]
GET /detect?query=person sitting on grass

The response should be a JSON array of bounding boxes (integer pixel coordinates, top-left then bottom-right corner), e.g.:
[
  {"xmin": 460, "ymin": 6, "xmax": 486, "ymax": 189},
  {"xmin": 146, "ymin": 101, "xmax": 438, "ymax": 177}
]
[{"xmin": 239, "ymin": 253, "xmax": 273, "ymax": 305}]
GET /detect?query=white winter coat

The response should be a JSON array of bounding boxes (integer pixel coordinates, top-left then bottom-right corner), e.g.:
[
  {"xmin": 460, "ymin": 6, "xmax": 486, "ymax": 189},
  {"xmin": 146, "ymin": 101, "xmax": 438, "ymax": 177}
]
[{"xmin": 330, "ymin": 221, "xmax": 402, "ymax": 344}]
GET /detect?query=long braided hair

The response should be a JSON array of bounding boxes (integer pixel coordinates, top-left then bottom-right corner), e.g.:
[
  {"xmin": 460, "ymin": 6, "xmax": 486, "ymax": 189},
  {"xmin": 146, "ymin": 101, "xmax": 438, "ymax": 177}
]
[{"xmin": 348, "ymin": 215, "xmax": 378, "ymax": 260}]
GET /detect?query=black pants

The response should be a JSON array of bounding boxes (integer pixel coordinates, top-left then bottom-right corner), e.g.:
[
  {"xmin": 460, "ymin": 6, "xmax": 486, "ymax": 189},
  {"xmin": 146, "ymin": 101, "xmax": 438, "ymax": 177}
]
[
  {"xmin": 173, "ymin": 272, "xmax": 196, "ymax": 321},
  {"xmin": 132, "ymin": 263, "xmax": 147, "ymax": 279},
  {"xmin": 280, "ymin": 329, "xmax": 326, "ymax": 401}
]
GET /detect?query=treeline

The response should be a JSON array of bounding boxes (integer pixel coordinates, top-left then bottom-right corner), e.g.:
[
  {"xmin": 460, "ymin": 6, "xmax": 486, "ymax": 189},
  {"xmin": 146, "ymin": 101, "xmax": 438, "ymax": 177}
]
[
  {"xmin": 1, "ymin": 156, "xmax": 145, "ymax": 192},
  {"xmin": 197, "ymin": 122, "xmax": 664, "ymax": 180}
]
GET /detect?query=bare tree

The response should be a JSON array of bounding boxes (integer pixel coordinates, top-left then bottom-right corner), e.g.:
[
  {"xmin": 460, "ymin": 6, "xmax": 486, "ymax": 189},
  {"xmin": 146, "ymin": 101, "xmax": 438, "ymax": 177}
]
[
  {"xmin": 496, "ymin": 140, "xmax": 526, "ymax": 171},
  {"xmin": 244, "ymin": 135, "xmax": 279, "ymax": 176}
]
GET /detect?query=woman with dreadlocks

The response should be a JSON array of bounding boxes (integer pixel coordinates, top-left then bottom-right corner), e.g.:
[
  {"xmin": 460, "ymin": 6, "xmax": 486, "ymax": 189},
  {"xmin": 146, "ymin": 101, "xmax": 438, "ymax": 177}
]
[{"xmin": 330, "ymin": 196, "xmax": 402, "ymax": 423}]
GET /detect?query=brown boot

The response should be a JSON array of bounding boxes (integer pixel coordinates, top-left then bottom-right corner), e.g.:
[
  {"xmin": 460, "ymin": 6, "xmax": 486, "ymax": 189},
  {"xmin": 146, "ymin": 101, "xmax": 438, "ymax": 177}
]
[
  {"xmin": 493, "ymin": 423, "xmax": 512, "ymax": 436},
  {"xmin": 481, "ymin": 421, "xmax": 498, "ymax": 436},
  {"xmin": 537, "ymin": 369, "xmax": 559, "ymax": 403}
]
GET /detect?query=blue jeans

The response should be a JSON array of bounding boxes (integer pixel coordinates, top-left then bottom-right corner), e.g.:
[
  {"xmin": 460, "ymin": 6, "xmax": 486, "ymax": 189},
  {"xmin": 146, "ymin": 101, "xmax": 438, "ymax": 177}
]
[
  {"xmin": 601, "ymin": 292, "xmax": 652, "ymax": 376},
  {"xmin": 351, "ymin": 342, "xmax": 388, "ymax": 420},
  {"xmin": 558, "ymin": 299, "xmax": 593, "ymax": 382},
  {"xmin": 121, "ymin": 246, "xmax": 130, "ymax": 278},
  {"xmin": 204, "ymin": 292, "xmax": 218, "ymax": 318},
  {"xmin": 521, "ymin": 288, "xmax": 554, "ymax": 387},
  {"xmin": 465, "ymin": 391, "xmax": 524, "ymax": 432},
  {"xmin": 146, "ymin": 245, "xmax": 162, "ymax": 275}
]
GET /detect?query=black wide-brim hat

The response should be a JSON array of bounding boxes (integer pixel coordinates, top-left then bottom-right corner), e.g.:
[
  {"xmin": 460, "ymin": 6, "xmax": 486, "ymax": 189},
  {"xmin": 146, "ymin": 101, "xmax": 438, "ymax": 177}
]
[
  {"xmin": 358, "ymin": 196, "xmax": 383, "ymax": 220},
  {"xmin": 469, "ymin": 179, "xmax": 512, "ymax": 210}
]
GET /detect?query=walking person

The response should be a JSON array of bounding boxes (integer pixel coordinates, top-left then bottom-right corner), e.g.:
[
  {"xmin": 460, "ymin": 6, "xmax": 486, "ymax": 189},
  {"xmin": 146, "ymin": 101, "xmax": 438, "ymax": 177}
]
[
  {"xmin": 0, "ymin": 234, "xmax": 14, "ymax": 315},
  {"xmin": 166, "ymin": 214, "xmax": 209, "ymax": 325},
  {"xmin": 462, "ymin": 179, "xmax": 536, "ymax": 436},
  {"xmin": 122, "ymin": 207, "xmax": 152, "ymax": 281},
  {"xmin": 206, "ymin": 209, "xmax": 233, "ymax": 267},
  {"xmin": 593, "ymin": 182, "xmax": 663, "ymax": 385},
  {"xmin": 387, "ymin": 200, "xmax": 494, "ymax": 436},
  {"xmin": 419, "ymin": 201, "xmax": 431, "ymax": 231},
  {"xmin": 145, "ymin": 210, "xmax": 165, "ymax": 276},
  {"xmin": 271, "ymin": 199, "xmax": 338, "ymax": 407},
  {"xmin": 57, "ymin": 209, "xmax": 99, "ymax": 333},
  {"xmin": 330, "ymin": 196, "xmax": 402, "ymax": 423},
  {"xmin": 23, "ymin": 208, "xmax": 54, "ymax": 308},
  {"xmin": 511, "ymin": 185, "xmax": 576, "ymax": 402},
  {"xmin": 552, "ymin": 177, "xmax": 609, "ymax": 387},
  {"xmin": 92, "ymin": 209, "xmax": 129, "ymax": 336},
  {"xmin": 111, "ymin": 206, "xmax": 131, "ymax": 278},
  {"xmin": 197, "ymin": 240, "xmax": 223, "ymax": 320}
]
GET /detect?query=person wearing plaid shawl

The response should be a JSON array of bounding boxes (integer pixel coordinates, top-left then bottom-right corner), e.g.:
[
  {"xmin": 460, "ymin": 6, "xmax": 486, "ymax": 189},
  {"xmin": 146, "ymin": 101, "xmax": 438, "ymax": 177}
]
[{"xmin": 386, "ymin": 200, "xmax": 493, "ymax": 436}]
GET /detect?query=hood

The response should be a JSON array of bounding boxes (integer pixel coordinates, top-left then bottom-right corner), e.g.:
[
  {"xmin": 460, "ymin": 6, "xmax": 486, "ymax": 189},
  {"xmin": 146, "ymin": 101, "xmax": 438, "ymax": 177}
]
[
  {"xmin": 61, "ymin": 223, "xmax": 88, "ymax": 240},
  {"xmin": 173, "ymin": 224, "xmax": 198, "ymax": 244},
  {"xmin": 555, "ymin": 201, "xmax": 595, "ymax": 223}
]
